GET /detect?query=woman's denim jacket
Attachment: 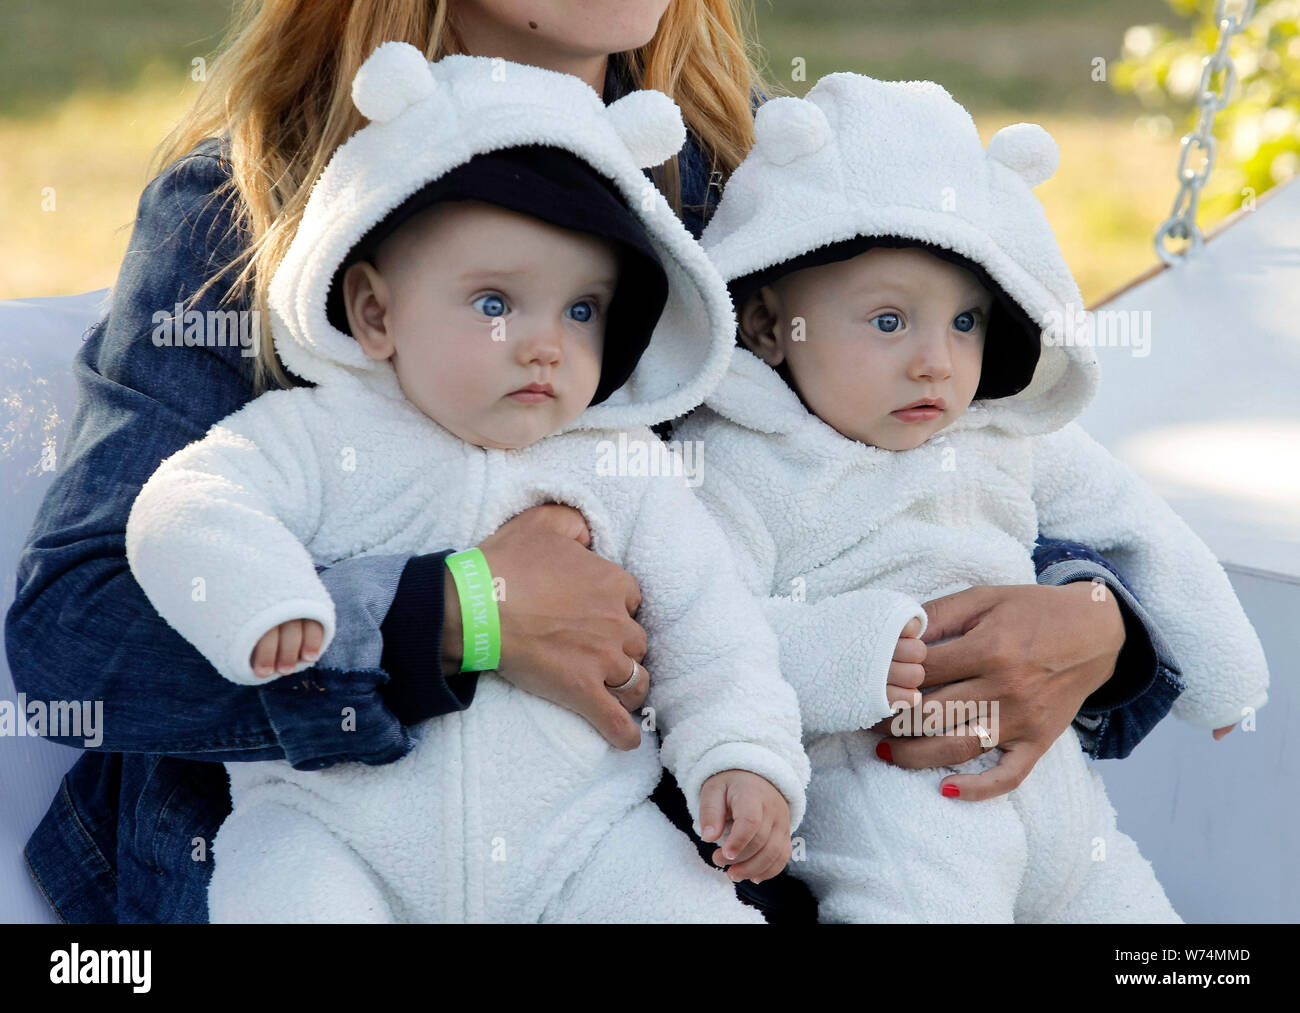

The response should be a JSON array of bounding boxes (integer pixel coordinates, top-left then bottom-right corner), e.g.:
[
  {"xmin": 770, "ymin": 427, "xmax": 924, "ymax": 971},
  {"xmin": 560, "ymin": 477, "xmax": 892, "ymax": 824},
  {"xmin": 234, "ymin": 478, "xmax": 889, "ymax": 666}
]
[{"xmin": 5, "ymin": 66, "xmax": 1184, "ymax": 923}]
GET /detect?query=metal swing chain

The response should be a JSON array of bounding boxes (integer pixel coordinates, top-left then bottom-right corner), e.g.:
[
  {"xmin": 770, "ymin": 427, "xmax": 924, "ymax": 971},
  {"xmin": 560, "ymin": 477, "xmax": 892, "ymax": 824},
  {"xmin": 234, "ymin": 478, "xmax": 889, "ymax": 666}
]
[{"xmin": 1154, "ymin": 0, "xmax": 1257, "ymax": 264}]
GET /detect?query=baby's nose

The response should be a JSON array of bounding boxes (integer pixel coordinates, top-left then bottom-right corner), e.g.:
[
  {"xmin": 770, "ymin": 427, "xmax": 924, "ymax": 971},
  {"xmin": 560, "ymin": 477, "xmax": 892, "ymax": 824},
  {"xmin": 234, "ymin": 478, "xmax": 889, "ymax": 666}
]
[
  {"xmin": 910, "ymin": 331, "xmax": 954, "ymax": 378},
  {"xmin": 516, "ymin": 320, "xmax": 564, "ymax": 364}
]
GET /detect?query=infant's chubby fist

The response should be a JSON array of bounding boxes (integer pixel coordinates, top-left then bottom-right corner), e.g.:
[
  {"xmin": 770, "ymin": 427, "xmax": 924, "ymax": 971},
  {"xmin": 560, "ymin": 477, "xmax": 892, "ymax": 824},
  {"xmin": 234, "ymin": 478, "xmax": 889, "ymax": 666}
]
[
  {"xmin": 888, "ymin": 615, "xmax": 926, "ymax": 712},
  {"xmin": 250, "ymin": 619, "xmax": 326, "ymax": 679},
  {"xmin": 699, "ymin": 769, "xmax": 792, "ymax": 884}
]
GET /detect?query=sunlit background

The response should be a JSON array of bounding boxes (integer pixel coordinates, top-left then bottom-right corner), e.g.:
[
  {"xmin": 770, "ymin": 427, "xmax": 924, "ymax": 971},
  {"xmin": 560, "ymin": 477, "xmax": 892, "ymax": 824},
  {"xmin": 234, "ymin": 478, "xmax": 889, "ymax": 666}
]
[
  {"xmin": 0, "ymin": 0, "xmax": 1295, "ymax": 926},
  {"xmin": 1, "ymin": 1, "xmax": 1297, "ymax": 303}
]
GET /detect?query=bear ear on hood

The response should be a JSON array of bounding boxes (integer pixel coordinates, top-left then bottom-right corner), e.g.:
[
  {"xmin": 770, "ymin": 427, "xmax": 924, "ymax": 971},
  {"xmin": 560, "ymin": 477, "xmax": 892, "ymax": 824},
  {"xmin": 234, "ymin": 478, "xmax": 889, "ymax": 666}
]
[
  {"xmin": 604, "ymin": 89, "xmax": 686, "ymax": 168},
  {"xmin": 753, "ymin": 96, "xmax": 831, "ymax": 165},
  {"xmin": 987, "ymin": 122, "xmax": 1058, "ymax": 188},
  {"xmin": 351, "ymin": 40, "xmax": 437, "ymax": 123}
]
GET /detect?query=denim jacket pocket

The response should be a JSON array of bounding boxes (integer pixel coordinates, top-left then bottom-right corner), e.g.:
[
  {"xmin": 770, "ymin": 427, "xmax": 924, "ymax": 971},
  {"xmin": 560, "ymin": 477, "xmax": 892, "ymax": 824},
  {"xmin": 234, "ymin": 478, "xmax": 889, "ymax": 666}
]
[{"xmin": 131, "ymin": 756, "xmax": 229, "ymax": 877}]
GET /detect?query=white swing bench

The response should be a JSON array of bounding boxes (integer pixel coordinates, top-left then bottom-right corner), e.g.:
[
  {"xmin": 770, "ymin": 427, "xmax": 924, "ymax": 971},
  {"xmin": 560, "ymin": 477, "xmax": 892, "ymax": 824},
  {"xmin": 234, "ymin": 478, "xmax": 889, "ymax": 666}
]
[
  {"xmin": 1, "ymin": 179, "xmax": 1296, "ymax": 922},
  {"xmin": 1074, "ymin": 177, "xmax": 1300, "ymax": 923}
]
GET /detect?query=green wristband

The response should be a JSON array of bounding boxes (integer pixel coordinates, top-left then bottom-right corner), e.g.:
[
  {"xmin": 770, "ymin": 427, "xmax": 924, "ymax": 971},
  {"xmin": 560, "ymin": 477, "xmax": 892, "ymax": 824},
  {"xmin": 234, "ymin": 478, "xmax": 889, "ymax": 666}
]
[{"xmin": 445, "ymin": 548, "xmax": 501, "ymax": 673}]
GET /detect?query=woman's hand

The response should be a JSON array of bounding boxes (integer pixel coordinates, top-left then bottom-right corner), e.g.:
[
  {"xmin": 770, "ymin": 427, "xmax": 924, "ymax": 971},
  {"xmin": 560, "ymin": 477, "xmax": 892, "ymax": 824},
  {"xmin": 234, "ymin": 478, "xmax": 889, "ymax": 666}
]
[
  {"xmin": 441, "ymin": 503, "xmax": 649, "ymax": 750},
  {"xmin": 873, "ymin": 582, "xmax": 1125, "ymax": 801}
]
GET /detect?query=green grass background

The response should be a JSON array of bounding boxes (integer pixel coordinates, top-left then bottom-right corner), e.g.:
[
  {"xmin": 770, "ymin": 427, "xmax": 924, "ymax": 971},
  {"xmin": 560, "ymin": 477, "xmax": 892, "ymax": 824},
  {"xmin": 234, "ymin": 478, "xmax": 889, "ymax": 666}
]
[{"xmin": 1, "ymin": 0, "xmax": 1199, "ymax": 301}]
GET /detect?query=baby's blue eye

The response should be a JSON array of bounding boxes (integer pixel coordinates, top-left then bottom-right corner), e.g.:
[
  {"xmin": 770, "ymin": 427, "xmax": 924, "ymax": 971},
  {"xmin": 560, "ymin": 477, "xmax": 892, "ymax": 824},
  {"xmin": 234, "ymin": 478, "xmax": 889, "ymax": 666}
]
[
  {"xmin": 954, "ymin": 311, "xmax": 978, "ymax": 332},
  {"xmin": 871, "ymin": 313, "xmax": 901, "ymax": 333},
  {"xmin": 473, "ymin": 294, "xmax": 507, "ymax": 317},
  {"xmin": 567, "ymin": 300, "xmax": 596, "ymax": 323}
]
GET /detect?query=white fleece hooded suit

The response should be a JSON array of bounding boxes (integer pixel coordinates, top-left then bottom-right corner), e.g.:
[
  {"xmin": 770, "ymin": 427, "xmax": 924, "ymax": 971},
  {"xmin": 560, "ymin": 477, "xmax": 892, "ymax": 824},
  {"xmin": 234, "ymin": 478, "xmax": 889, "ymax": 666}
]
[
  {"xmin": 675, "ymin": 74, "xmax": 1271, "ymax": 923},
  {"xmin": 125, "ymin": 45, "xmax": 810, "ymax": 923}
]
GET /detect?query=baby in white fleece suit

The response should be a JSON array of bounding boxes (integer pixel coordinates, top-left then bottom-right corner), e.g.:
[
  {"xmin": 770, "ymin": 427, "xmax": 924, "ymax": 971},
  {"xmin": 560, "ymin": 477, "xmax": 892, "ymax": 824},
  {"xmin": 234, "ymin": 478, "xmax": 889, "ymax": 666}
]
[
  {"xmin": 125, "ymin": 46, "xmax": 809, "ymax": 922},
  {"xmin": 675, "ymin": 73, "xmax": 1270, "ymax": 922}
]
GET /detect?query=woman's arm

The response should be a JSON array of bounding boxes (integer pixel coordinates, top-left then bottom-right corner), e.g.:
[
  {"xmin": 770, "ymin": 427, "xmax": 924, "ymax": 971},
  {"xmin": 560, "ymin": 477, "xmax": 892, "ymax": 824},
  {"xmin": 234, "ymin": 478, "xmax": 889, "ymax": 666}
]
[{"xmin": 3, "ymin": 146, "xmax": 464, "ymax": 766}]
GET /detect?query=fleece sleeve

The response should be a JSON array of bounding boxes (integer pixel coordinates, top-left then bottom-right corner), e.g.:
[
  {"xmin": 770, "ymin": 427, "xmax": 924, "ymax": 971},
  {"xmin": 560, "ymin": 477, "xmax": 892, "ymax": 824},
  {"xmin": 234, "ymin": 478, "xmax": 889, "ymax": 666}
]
[
  {"xmin": 1031, "ymin": 421, "xmax": 1269, "ymax": 729},
  {"xmin": 125, "ymin": 389, "xmax": 337, "ymax": 686},
  {"xmin": 760, "ymin": 593, "xmax": 928, "ymax": 737},
  {"xmin": 623, "ymin": 468, "xmax": 811, "ymax": 833},
  {"xmin": 690, "ymin": 461, "xmax": 928, "ymax": 737}
]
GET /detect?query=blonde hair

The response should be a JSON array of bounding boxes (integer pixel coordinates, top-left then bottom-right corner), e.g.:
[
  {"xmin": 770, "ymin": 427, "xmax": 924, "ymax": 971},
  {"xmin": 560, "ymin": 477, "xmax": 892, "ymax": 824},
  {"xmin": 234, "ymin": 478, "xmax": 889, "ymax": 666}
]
[{"xmin": 152, "ymin": 0, "xmax": 775, "ymax": 394}]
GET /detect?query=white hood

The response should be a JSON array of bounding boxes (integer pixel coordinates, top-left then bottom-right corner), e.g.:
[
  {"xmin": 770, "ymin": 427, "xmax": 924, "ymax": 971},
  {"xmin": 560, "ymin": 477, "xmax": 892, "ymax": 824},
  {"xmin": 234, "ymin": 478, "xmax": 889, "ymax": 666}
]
[
  {"xmin": 269, "ymin": 44, "xmax": 736, "ymax": 434},
  {"xmin": 700, "ymin": 73, "xmax": 1100, "ymax": 438}
]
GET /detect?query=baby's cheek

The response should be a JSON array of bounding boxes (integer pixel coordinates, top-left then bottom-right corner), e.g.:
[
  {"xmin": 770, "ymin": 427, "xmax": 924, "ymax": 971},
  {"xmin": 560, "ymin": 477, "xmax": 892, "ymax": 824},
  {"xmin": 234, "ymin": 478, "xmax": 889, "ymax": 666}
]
[
  {"xmin": 960, "ymin": 338, "xmax": 986, "ymax": 391},
  {"xmin": 416, "ymin": 367, "xmax": 488, "ymax": 432}
]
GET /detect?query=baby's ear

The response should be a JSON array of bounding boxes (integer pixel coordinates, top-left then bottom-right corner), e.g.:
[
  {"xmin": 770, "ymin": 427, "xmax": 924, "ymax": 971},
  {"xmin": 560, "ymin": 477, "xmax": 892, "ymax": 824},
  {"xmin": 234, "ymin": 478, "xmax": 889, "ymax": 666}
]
[
  {"xmin": 341, "ymin": 261, "xmax": 395, "ymax": 360},
  {"xmin": 736, "ymin": 287, "xmax": 786, "ymax": 365},
  {"xmin": 986, "ymin": 123, "xmax": 1058, "ymax": 188}
]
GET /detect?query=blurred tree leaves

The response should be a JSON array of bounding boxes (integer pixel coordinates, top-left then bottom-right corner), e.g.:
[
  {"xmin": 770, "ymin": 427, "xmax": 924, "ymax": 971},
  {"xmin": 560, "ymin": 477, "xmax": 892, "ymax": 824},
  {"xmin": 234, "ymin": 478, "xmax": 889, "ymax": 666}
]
[{"xmin": 1114, "ymin": 0, "xmax": 1300, "ymax": 224}]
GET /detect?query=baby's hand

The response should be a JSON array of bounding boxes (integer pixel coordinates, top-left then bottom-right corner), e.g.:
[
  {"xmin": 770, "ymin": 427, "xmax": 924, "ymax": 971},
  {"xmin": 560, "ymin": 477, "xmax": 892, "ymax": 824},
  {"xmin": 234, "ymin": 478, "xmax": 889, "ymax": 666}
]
[
  {"xmin": 250, "ymin": 619, "xmax": 325, "ymax": 678},
  {"xmin": 888, "ymin": 616, "xmax": 926, "ymax": 712},
  {"xmin": 699, "ymin": 769, "xmax": 791, "ymax": 884}
]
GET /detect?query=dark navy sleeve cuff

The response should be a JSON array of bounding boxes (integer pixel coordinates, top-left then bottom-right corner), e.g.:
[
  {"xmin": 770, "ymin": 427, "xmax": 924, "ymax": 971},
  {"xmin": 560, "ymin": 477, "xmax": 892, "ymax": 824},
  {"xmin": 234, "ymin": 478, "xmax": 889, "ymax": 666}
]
[
  {"xmin": 257, "ymin": 666, "xmax": 415, "ymax": 770},
  {"xmin": 379, "ymin": 551, "xmax": 478, "ymax": 725}
]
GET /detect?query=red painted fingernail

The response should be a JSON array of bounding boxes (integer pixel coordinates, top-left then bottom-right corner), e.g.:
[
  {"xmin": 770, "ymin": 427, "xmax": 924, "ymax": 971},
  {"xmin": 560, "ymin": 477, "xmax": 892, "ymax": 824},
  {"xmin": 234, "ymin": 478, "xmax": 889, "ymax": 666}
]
[
  {"xmin": 875, "ymin": 742, "xmax": 893, "ymax": 762},
  {"xmin": 941, "ymin": 785, "xmax": 960, "ymax": 798}
]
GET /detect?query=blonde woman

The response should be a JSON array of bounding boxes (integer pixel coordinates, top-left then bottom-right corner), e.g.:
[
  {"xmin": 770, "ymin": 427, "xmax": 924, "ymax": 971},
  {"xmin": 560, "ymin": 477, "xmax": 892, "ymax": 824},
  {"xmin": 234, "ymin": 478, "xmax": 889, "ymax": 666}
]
[{"xmin": 9, "ymin": 0, "xmax": 1180, "ymax": 923}]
